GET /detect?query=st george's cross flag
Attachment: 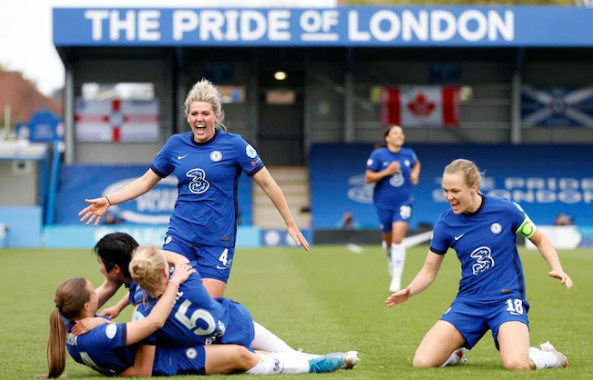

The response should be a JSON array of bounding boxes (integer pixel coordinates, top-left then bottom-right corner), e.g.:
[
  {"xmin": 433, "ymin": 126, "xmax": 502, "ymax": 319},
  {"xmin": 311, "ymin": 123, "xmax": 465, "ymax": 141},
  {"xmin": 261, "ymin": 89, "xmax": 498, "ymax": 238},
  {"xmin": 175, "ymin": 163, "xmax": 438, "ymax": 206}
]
[
  {"xmin": 521, "ymin": 86, "xmax": 593, "ymax": 127},
  {"xmin": 75, "ymin": 98, "xmax": 160, "ymax": 142},
  {"xmin": 381, "ymin": 86, "xmax": 460, "ymax": 127}
]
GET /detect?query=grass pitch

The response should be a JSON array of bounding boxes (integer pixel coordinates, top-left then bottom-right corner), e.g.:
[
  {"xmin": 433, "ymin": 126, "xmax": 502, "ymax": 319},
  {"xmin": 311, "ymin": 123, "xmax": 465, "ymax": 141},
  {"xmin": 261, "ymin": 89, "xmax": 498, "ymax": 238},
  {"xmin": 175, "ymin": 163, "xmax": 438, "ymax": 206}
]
[{"xmin": 0, "ymin": 244, "xmax": 591, "ymax": 379}]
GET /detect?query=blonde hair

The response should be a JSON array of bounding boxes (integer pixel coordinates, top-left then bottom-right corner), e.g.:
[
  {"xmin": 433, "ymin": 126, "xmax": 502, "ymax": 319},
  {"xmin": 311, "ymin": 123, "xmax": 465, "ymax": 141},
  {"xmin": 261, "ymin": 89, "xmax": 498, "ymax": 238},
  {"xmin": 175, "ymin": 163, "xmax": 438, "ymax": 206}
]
[
  {"xmin": 47, "ymin": 278, "xmax": 90, "ymax": 378},
  {"xmin": 129, "ymin": 245, "xmax": 166, "ymax": 295},
  {"xmin": 444, "ymin": 159, "xmax": 483, "ymax": 188},
  {"xmin": 184, "ymin": 78, "xmax": 227, "ymax": 131}
]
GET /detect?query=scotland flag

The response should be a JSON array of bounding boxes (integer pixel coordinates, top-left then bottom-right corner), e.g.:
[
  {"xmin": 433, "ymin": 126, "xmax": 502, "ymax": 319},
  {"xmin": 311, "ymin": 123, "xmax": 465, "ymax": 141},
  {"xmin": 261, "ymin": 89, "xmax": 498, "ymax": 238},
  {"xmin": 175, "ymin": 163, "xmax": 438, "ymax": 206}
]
[{"xmin": 521, "ymin": 86, "xmax": 593, "ymax": 127}]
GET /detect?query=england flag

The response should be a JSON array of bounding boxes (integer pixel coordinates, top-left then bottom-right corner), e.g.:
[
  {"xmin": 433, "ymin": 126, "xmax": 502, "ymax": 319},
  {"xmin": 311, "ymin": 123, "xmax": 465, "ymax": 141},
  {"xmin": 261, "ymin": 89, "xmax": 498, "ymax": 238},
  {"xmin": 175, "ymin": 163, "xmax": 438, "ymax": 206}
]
[
  {"xmin": 521, "ymin": 86, "xmax": 593, "ymax": 127},
  {"xmin": 75, "ymin": 98, "xmax": 160, "ymax": 142}
]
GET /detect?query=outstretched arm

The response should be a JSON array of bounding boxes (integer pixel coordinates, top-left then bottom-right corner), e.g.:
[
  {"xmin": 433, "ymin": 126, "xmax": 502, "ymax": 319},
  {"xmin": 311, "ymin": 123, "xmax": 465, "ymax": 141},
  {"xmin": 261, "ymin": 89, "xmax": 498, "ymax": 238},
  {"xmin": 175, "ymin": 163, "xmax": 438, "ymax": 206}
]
[
  {"xmin": 529, "ymin": 229, "xmax": 573, "ymax": 289},
  {"xmin": 125, "ymin": 264, "xmax": 195, "ymax": 345},
  {"xmin": 386, "ymin": 250, "xmax": 444, "ymax": 307},
  {"xmin": 253, "ymin": 168, "xmax": 309, "ymax": 251},
  {"xmin": 79, "ymin": 169, "xmax": 161, "ymax": 226}
]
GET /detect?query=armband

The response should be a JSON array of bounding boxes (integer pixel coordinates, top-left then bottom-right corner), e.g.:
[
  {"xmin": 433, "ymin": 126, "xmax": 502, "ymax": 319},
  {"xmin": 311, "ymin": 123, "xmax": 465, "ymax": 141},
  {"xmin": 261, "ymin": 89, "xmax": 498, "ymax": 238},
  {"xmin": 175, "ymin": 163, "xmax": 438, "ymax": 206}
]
[{"xmin": 517, "ymin": 216, "xmax": 536, "ymax": 238}]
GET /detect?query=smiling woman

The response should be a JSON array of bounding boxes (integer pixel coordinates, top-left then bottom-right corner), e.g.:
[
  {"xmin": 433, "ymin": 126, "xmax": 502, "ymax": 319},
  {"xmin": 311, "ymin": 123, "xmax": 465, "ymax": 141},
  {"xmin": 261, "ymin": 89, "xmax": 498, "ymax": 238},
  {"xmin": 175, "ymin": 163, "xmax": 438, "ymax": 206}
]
[
  {"xmin": 78, "ymin": 78, "xmax": 309, "ymax": 299},
  {"xmin": 386, "ymin": 158, "xmax": 573, "ymax": 371}
]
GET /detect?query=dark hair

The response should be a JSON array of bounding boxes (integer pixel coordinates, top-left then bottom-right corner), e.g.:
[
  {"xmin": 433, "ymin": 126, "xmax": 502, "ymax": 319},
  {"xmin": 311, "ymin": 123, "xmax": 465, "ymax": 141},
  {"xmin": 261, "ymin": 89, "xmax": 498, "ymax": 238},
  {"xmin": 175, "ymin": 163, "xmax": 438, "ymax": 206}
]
[
  {"xmin": 374, "ymin": 124, "xmax": 403, "ymax": 149},
  {"xmin": 93, "ymin": 232, "xmax": 139, "ymax": 278},
  {"xmin": 48, "ymin": 278, "xmax": 91, "ymax": 378}
]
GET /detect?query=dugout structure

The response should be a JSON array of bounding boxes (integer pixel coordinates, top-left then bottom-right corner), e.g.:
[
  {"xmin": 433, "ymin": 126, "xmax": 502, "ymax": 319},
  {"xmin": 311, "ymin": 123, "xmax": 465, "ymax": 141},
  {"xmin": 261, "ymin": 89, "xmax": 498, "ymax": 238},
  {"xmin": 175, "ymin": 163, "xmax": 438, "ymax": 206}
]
[{"xmin": 53, "ymin": 6, "xmax": 593, "ymax": 166}]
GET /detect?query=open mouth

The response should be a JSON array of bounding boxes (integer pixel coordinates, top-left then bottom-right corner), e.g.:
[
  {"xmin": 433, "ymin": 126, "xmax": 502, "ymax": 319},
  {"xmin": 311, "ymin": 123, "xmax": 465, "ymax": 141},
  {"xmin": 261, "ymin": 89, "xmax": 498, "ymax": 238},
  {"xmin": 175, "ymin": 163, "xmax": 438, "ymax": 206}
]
[{"xmin": 195, "ymin": 124, "xmax": 206, "ymax": 129}]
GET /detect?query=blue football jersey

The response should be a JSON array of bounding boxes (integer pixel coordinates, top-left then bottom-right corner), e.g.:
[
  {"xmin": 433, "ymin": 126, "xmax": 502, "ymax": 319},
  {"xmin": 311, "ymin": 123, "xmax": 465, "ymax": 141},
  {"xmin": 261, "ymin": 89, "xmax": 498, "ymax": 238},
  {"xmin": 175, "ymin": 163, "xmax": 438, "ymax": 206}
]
[
  {"xmin": 366, "ymin": 147, "xmax": 418, "ymax": 209},
  {"xmin": 151, "ymin": 130, "xmax": 264, "ymax": 247},
  {"xmin": 127, "ymin": 280, "xmax": 148, "ymax": 306},
  {"xmin": 135, "ymin": 271, "xmax": 254, "ymax": 349},
  {"xmin": 66, "ymin": 320, "xmax": 135, "ymax": 376},
  {"xmin": 66, "ymin": 318, "xmax": 207, "ymax": 376},
  {"xmin": 430, "ymin": 195, "xmax": 529, "ymax": 301}
]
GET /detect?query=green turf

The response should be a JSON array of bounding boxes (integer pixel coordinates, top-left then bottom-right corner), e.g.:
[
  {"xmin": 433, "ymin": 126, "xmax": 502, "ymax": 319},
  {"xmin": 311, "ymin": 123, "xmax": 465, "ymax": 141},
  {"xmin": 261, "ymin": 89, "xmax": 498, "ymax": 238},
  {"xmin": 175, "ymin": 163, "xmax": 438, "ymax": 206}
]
[{"xmin": 0, "ymin": 244, "xmax": 590, "ymax": 379}]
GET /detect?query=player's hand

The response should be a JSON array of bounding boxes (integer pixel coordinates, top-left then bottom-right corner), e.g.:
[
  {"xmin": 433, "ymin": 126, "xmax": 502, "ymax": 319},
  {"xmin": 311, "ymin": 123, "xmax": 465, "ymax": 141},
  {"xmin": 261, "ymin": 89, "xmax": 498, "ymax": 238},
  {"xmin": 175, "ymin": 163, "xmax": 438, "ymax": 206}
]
[
  {"xmin": 288, "ymin": 223, "xmax": 310, "ymax": 251},
  {"xmin": 385, "ymin": 287, "xmax": 411, "ymax": 307},
  {"xmin": 409, "ymin": 172, "xmax": 419, "ymax": 185},
  {"xmin": 170, "ymin": 263, "xmax": 196, "ymax": 286},
  {"xmin": 385, "ymin": 162, "xmax": 401, "ymax": 176},
  {"xmin": 78, "ymin": 197, "xmax": 110, "ymax": 226},
  {"xmin": 100, "ymin": 305, "xmax": 121, "ymax": 319},
  {"xmin": 549, "ymin": 270, "xmax": 573, "ymax": 289},
  {"xmin": 71, "ymin": 317, "xmax": 109, "ymax": 336}
]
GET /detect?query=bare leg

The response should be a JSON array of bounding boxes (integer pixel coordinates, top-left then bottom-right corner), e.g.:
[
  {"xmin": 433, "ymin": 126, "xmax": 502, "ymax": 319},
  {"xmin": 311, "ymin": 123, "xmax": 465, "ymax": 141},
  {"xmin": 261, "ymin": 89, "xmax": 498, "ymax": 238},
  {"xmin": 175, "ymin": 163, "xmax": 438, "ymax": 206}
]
[
  {"xmin": 202, "ymin": 278, "xmax": 226, "ymax": 298},
  {"xmin": 497, "ymin": 321, "xmax": 533, "ymax": 370},
  {"xmin": 205, "ymin": 345, "xmax": 259, "ymax": 374},
  {"xmin": 413, "ymin": 320, "xmax": 466, "ymax": 368}
]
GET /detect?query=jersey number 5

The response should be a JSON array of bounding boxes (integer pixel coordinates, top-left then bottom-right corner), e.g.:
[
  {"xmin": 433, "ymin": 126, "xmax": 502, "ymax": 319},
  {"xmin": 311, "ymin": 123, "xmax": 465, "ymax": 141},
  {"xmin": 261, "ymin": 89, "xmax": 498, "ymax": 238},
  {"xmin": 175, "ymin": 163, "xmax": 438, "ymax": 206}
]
[{"xmin": 174, "ymin": 299, "xmax": 222, "ymax": 336}]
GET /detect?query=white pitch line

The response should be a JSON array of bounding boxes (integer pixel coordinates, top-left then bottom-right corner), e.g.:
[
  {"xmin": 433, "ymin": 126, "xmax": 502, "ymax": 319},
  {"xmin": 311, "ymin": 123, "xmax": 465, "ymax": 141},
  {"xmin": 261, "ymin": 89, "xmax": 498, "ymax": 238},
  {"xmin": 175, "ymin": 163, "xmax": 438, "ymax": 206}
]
[{"xmin": 346, "ymin": 243, "xmax": 364, "ymax": 254}]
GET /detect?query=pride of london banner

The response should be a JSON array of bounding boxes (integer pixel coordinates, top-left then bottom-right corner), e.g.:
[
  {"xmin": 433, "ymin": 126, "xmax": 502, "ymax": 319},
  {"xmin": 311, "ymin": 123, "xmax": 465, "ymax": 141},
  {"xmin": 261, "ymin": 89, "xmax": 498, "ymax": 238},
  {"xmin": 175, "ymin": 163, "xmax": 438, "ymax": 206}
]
[{"xmin": 381, "ymin": 86, "xmax": 460, "ymax": 127}]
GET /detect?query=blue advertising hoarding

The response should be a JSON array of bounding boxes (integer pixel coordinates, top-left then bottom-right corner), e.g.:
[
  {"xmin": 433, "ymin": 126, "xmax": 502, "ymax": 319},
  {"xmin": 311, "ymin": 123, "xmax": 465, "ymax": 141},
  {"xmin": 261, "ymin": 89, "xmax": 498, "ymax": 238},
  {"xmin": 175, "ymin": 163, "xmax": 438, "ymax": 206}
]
[
  {"xmin": 54, "ymin": 7, "xmax": 593, "ymax": 47},
  {"xmin": 310, "ymin": 143, "xmax": 593, "ymax": 230},
  {"xmin": 56, "ymin": 164, "xmax": 253, "ymax": 226}
]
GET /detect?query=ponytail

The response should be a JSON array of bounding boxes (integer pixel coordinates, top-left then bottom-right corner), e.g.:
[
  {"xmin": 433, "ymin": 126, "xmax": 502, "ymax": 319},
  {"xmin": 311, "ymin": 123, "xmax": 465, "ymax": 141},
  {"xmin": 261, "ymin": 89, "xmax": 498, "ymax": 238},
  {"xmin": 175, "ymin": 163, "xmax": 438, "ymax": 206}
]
[
  {"xmin": 46, "ymin": 277, "xmax": 90, "ymax": 378},
  {"xmin": 47, "ymin": 308, "xmax": 66, "ymax": 378}
]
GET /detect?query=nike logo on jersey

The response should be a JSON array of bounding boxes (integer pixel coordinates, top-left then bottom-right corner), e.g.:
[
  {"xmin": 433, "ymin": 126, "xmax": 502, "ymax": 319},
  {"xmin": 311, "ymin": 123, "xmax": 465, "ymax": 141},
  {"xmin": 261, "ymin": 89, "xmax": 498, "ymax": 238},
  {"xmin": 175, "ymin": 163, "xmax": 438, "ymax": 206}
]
[
  {"xmin": 178, "ymin": 154, "xmax": 188, "ymax": 160},
  {"xmin": 454, "ymin": 234, "xmax": 465, "ymax": 241}
]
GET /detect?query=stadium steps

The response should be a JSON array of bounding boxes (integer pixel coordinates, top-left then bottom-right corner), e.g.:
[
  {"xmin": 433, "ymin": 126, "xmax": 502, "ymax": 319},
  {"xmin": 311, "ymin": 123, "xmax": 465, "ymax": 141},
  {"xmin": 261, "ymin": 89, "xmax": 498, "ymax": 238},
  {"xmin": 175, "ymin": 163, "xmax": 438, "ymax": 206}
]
[{"xmin": 253, "ymin": 166, "xmax": 311, "ymax": 229}]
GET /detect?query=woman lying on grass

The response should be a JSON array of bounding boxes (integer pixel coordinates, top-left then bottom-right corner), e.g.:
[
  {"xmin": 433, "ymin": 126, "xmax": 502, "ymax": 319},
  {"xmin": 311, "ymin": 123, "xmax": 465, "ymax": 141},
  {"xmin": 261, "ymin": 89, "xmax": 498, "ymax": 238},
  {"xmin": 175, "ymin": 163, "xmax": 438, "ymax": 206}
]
[{"xmin": 45, "ymin": 265, "xmax": 353, "ymax": 377}]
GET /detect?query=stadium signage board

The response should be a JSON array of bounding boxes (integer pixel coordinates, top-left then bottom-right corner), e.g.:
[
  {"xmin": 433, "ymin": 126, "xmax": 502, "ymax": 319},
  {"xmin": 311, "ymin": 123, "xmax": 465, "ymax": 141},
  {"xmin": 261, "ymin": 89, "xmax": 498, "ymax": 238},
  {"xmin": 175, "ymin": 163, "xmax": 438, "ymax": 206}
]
[{"xmin": 54, "ymin": 7, "xmax": 593, "ymax": 47}]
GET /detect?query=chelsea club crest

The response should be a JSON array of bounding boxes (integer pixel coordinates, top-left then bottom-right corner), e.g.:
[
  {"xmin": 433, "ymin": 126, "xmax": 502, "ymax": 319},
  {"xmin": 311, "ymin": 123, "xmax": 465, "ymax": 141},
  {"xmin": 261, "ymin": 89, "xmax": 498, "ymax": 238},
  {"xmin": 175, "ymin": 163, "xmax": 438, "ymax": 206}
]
[{"xmin": 210, "ymin": 151, "xmax": 222, "ymax": 162}]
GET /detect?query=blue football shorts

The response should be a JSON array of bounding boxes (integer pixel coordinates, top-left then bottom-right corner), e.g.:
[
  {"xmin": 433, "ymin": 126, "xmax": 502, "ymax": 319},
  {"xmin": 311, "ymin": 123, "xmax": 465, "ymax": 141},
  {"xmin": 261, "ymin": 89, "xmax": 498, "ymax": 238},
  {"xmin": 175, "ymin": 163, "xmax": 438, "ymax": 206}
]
[
  {"xmin": 153, "ymin": 345, "xmax": 206, "ymax": 376},
  {"xmin": 163, "ymin": 234, "xmax": 235, "ymax": 283},
  {"xmin": 439, "ymin": 296, "xmax": 530, "ymax": 350},
  {"xmin": 376, "ymin": 202, "xmax": 413, "ymax": 233}
]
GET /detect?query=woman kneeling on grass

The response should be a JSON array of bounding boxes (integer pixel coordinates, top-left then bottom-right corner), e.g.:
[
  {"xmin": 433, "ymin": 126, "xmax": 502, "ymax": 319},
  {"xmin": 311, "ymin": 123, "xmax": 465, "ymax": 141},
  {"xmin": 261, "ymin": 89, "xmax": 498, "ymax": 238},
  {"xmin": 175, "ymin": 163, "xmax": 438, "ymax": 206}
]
[
  {"xmin": 386, "ymin": 158, "xmax": 572, "ymax": 370},
  {"xmin": 45, "ymin": 267, "xmax": 352, "ymax": 377}
]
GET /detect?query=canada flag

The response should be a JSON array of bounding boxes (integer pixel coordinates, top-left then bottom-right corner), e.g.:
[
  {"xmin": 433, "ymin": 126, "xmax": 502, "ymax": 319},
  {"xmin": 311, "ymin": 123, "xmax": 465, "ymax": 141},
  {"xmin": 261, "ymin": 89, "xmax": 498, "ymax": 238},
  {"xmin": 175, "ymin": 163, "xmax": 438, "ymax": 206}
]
[{"xmin": 381, "ymin": 86, "xmax": 460, "ymax": 127}]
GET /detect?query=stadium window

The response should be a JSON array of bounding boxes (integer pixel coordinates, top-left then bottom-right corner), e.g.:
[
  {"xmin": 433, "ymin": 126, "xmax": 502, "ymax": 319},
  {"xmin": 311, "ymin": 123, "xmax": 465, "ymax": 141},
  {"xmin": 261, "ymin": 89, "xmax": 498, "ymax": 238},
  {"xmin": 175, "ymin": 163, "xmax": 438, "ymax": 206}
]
[{"xmin": 266, "ymin": 89, "xmax": 296, "ymax": 105}]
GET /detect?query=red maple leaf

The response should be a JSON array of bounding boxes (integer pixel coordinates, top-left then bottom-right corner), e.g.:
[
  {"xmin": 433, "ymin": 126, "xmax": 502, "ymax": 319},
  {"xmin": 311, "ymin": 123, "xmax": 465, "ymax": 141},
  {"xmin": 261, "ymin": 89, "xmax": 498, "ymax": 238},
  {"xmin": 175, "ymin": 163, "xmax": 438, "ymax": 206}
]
[{"xmin": 406, "ymin": 93, "xmax": 435, "ymax": 117}]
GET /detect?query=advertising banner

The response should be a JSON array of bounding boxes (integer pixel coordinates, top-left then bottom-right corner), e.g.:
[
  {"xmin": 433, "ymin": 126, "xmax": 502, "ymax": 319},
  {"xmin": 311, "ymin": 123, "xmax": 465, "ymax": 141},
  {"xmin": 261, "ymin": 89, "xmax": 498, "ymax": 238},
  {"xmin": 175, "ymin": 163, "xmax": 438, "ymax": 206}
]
[
  {"xmin": 54, "ymin": 7, "xmax": 593, "ymax": 47},
  {"xmin": 310, "ymin": 143, "xmax": 593, "ymax": 232}
]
